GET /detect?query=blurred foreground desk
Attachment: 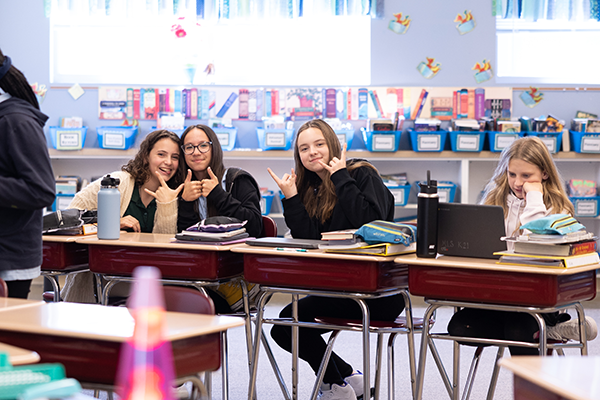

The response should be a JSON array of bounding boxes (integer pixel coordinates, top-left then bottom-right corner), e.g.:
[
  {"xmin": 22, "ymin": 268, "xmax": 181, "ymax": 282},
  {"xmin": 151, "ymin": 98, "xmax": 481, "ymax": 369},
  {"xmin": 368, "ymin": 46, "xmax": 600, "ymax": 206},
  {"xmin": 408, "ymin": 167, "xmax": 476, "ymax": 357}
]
[
  {"xmin": 42, "ymin": 235, "xmax": 91, "ymax": 301},
  {"xmin": 499, "ymin": 356, "xmax": 600, "ymax": 400},
  {"xmin": 0, "ymin": 342, "xmax": 40, "ymax": 365},
  {"xmin": 233, "ymin": 245, "xmax": 410, "ymax": 400},
  {"xmin": 0, "ymin": 301, "xmax": 243, "ymax": 388},
  {"xmin": 395, "ymin": 253, "xmax": 598, "ymax": 400}
]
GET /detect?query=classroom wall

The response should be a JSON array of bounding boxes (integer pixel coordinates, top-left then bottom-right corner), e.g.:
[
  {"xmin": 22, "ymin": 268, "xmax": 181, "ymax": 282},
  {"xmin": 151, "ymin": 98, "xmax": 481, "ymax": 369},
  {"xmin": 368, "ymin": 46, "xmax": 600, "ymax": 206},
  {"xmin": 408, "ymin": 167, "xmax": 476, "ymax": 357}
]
[{"xmin": 2, "ymin": 0, "xmax": 600, "ymax": 146}]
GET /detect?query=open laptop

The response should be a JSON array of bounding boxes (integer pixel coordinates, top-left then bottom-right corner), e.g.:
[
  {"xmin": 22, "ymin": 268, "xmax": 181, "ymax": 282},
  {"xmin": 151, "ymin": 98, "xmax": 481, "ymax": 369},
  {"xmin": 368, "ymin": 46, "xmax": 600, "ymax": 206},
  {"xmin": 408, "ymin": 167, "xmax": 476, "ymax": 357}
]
[
  {"xmin": 246, "ymin": 237, "xmax": 323, "ymax": 249},
  {"xmin": 437, "ymin": 203, "xmax": 506, "ymax": 259}
]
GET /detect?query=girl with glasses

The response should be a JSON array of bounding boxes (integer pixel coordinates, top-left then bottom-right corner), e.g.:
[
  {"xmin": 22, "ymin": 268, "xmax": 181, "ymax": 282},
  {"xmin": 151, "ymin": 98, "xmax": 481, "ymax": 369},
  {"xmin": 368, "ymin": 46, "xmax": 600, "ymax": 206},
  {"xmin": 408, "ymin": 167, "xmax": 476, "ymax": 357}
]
[{"xmin": 178, "ymin": 124, "xmax": 263, "ymax": 313}]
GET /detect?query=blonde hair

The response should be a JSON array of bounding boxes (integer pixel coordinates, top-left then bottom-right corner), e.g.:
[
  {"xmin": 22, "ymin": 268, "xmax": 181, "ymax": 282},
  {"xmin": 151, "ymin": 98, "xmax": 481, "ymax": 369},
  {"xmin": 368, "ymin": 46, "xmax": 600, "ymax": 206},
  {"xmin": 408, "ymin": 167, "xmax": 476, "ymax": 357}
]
[
  {"xmin": 481, "ymin": 136, "xmax": 574, "ymax": 216},
  {"xmin": 293, "ymin": 119, "xmax": 375, "ymax": 223}
]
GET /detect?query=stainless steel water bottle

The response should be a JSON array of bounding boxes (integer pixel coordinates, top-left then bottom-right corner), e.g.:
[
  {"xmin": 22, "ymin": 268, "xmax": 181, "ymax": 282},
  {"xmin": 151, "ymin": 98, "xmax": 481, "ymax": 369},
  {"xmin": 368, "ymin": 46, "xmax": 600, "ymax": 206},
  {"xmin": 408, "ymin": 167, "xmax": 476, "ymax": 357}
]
[
  {"xmin": 97, "ymin": 174, "xmax": 121, "ymax": 240},
  {"xmin": 417, "ymin": 170, "xmax": 438, "ymax": 258}
]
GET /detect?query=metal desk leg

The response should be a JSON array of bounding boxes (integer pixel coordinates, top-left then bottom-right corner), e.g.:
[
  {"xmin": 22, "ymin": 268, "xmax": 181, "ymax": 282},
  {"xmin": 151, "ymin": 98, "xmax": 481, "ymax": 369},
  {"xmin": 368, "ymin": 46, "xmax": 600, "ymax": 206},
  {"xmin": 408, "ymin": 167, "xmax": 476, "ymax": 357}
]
[
  {"xmin": 575, "ymin": 303, "xmax": 589, "ymax": 355},
  {"xmin": 291, "ymin": 294, "xmax": 299, "ymax": 400},
  {"xmin": 357, "ymin": 299, "xmax": 370, "ymax": 400},
  {"xmin": 221, "ymin": 330, "xmax": 228, "ymax": 400},
  {"xmin": 415, "ymin": 304, "xmax": 438, "ymax": 400}
]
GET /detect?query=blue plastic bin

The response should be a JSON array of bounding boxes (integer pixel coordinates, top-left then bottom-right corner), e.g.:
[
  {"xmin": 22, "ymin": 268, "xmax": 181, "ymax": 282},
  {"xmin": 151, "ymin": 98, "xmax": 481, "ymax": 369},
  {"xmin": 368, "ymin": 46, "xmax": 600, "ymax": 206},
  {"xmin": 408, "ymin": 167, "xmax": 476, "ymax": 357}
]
[
  {"xmin": 257, "ymin": 128, "xmax": 294, "ymax": 151},
  {"xmin": 570, "ymin": 130, "xmax": 600, "ymax": 153},
  {"xmin": 97, "ymin": 126, "xmax": 139, "ymax": 150},
  {"xmin": 449, "ymin": 131, "xmax": 486, "ymax": 152},
  {"xmin": 416, "ymin": 181, "xmax": 457, "ymax": 203},
  {"xmin": 386, "ymin": 184, "xmax": 411, "ymax": 206},
  {"xmin": 213, "ymin": 128, "xmax": 238, "ymax": 151},
  {"xmin": 52, "ymin": 193, "xmax": 76, "ymax": 211},
  {"xmin": 49, "ymin": 127, "xmax": 87, "ymax": 150},
  {"xmin": 409, "ymin": 129, "xmax": 448, "ymax": 152},
  {"xmin": 570, "ymin": 196, "xmax": 600, "ymax": 218},
  {"xmin": 526, "ymin": 131, "xmax": 563, "ymax": 154},
  {"xmin": 334, "ymin": 130, "xmax": 355, "ymax": 148},
  {"xmin": 260, "ymin": 191, "xmax": 274, "ymax": 215},
  {"xmin": 361, "ymin": 129, "xmax": 402, "ymax": 152},
  {"xmin": 487, "ymin": 131, "xmax": 525, "ymax": 152}
]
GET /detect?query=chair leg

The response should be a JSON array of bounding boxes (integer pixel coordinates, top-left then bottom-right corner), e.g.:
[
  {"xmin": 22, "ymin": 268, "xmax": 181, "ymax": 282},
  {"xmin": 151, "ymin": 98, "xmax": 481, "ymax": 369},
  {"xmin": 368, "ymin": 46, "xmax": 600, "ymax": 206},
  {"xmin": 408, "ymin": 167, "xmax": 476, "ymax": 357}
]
[
  {"xmin": 203, "ymin": 371, "xmax": 211, "ymax": 399},
  {"xmin": 310, "ymin": 330, "xmax": 342, "ymax": 400},
  {"xmin": 221, "ymin": 330, "xmax": 228, "ymax": 400},
  {"xmin": 387, "ymin": 333, "xmax": 397, "ymax": 400},
  {"xmin": 428, "ymin": 338, "xmax": 453, "ymax": 398},
  {"xmin": 486, "ymin": 346, "xmax": 505, "ymax": 400},
  {"xmin": 461, "ymin": 346, "xmax": 484, "ymax": 400},
  {"xmin": 93, "ymin": 389, "xmax": 100, "ymax": 398},
  {"xmin": 373, "ymin": 333, "xmax": 384, "ymax": 400}
]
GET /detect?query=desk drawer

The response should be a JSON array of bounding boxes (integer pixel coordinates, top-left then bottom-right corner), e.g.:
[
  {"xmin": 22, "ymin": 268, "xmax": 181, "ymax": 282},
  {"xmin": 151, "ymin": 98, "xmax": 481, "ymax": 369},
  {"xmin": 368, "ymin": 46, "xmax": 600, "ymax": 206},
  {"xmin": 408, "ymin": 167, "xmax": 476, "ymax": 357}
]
[
  {"xmin": 408, "ymin": 265, "xmax": 596, "ymax": 307},
  {"xmin": 88, "ymin": 245, "xmax": 243, "ymax": 280},
  {"xmin": 0, "ymin": 330, "xmax": 221, "ymax": 385},
  {"xmin": 42, "ymin": 241, "xmax": 88, "ymax": 271},
  {"xmin": 244, "ymin": 254, "xmax": 408, "ymax": 292}
]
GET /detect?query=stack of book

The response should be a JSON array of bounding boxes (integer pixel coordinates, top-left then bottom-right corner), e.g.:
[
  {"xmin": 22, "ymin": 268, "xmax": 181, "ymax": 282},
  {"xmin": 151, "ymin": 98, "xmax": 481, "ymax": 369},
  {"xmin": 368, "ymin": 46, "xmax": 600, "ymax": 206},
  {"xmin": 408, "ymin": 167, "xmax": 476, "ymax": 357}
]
[
  {"xmin": 319, "ymin": 229, "xmax": 416, "ymax": 256},
  {"xmin": 495, "ymin": 231, "xmax": 599, "ymax": 268}
]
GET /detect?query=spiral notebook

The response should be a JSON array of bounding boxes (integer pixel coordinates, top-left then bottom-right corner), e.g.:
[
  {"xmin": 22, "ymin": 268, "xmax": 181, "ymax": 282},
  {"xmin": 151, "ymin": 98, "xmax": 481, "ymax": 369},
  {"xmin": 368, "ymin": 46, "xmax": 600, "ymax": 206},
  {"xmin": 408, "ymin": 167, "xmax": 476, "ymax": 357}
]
[{"xmin": 437, "ymin": 203, "xmax": 506, "ymax": 259}]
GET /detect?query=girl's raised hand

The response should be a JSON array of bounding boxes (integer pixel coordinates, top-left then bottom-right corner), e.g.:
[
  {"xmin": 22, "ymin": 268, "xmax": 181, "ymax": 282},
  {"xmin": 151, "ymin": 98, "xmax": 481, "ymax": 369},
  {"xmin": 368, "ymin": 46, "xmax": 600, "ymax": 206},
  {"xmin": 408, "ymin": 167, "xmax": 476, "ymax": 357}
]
[
  {"xmin": 268, "ymin": 167, "xmax": 298, "ymax": 199},
  {"xmin": 199, "ymin": 167, "xmax": 219, "ymax": 197},
  {"xmin": 181, "ymin": 169, "xmax": 202, "ymax": 201},
  {"xmin": 145, "ymin": 171, "xmax": 184, "ymax": 203},
  {"xmin": 319, "ymin": 143, "xmax": 347, "ymax": 175}
]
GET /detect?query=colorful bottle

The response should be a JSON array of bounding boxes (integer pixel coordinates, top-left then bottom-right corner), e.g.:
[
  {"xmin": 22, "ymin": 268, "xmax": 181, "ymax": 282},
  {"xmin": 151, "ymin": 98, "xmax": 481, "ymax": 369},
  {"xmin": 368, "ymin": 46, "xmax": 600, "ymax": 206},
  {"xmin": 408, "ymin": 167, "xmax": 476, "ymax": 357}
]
[{"xmin": 97, "ymin": 174, "xmax": 120, "ymax": 240}]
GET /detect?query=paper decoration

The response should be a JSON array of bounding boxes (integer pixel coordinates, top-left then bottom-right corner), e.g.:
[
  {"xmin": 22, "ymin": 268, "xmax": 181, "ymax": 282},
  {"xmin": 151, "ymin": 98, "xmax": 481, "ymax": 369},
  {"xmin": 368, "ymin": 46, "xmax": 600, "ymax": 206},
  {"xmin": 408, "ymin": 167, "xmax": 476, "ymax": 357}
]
[
  {"xmin": 455, "ymin": 10, "xmax": 476, "ymax": 34},
  {"xmin": 416, "ymin": 58, "xmax": 441, "ymax": 79},
  {"xmin": 520, "ymin": 87, "xmax": 544, "ymax": 108},
  {"xmin": 472, "ymin": 60, "xmax": 493, "ymax": 83},
  {"xmin": 68, "ymin": 83, "xmax": 85, "ymax": 100},
  {"xmin": 30, "ymin": 82, "xmax": 47, "ymax": 104},
  {"xmin": 389, "ymin": 12, "xmax": 411, "ymax": 34}
]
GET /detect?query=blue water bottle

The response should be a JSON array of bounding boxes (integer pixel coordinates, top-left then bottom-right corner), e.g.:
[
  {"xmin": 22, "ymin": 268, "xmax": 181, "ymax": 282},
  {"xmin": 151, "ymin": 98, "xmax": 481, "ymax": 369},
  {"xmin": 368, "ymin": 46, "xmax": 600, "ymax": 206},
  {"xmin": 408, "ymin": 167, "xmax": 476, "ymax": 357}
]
[{"xmin": 97, "ymin": 174, "xmax": 121, "ymax": 240}]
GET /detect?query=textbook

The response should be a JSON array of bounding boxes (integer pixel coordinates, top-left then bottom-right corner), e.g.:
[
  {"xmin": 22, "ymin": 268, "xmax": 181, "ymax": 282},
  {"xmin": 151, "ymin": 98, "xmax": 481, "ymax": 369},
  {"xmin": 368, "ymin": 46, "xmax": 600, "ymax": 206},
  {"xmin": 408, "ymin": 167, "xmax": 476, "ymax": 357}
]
[
  {"xmin": 495, "ymin": 250, "xmax": 600, "ymax": 268},
  {"xmin": 325, "ymin": 241, "xmax": 416, "ymax": 256},
  {"xmin": 513, "ymin": 239, "xmax": 597, "ymax": 257},
  {"xmin": 321, "ymin": 229, "xmax": 357, "ymax": 241}
]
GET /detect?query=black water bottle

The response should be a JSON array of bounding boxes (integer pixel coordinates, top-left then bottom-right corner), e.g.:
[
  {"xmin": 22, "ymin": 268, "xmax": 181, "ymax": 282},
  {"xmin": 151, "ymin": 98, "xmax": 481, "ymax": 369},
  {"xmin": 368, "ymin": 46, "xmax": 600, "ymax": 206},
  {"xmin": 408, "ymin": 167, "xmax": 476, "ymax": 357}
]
[{"xmin": 417, "ymin": 170, "xmax": 438, "ymax": 258}]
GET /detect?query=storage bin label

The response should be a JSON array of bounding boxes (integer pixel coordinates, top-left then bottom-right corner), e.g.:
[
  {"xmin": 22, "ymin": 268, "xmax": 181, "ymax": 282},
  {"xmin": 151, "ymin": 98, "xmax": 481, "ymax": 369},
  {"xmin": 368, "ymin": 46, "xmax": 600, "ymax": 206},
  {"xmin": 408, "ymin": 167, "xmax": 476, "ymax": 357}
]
[
  {"xmin": 582, "ymin": 136, "xmax": 600, "ymax": 152},
  {"xmin": 418, "ymin": 134, "xmax": 440, "ymax": 151},
  {"xmin": 457, "ymin": 134, "xmax": 479, "ymax": 151},
  {"xmin": 104, "ymin": 133, "xmax": 125, "ymax": 148},
  {"xmin": 217, "ymin": 132, "xmax": 230, "ymax": 146},
  {"xmin": 495, "ymin": 134, "xmax": 518, "ymax": 150},
  {"xmin": 391, "ymin": 189, "xmax": 405, "ymax": 205},
  {"xmin": 575, "ymin": 200, "xmax": 597, "ymax": 216},
  {"xmin": 58, "ymin": 132, "xmax": 80, "ymax": 148},
  {"xmin": 373, "ymin": 134, "xmax": 395, "ymax": 151},
  {"xmin": 260, "ymin": 198, "xmax": 266, "ymax": 214},
  {"xmin": 539, "ymin": 137, "xmax": 556, "ymax": 153},
  {"xmin": 438, "ymin": 190, "xmax": 448, "ymax": 203},
  {"xmin": 266, "ymin": 132, "xmax": 285, "ymax": 147}
]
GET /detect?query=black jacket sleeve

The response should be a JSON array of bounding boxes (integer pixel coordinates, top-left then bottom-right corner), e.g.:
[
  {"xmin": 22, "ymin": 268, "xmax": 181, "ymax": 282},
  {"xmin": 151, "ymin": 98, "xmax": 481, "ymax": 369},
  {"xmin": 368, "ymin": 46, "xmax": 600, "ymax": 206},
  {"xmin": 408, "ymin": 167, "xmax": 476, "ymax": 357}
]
[
  {"xmin": 177, "ymin": 197, "xmax": 199, "ymax": 232},
  {"xmin": 206, "ymin": 174, "xmax": 263, "ymax": 238},
  {"xmin": 281, "ymin": 194, "xmax": 322, "ymax": 239},
  {"xmin": 0, "ymin": 113, "xmax": 55, "ymax": 209}
]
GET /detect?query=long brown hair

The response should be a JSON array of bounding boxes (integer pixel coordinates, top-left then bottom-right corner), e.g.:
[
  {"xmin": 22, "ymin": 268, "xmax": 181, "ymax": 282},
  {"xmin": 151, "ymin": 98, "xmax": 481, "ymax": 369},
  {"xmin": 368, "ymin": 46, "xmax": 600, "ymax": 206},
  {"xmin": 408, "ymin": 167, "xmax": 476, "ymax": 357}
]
[
  {"xmin": 481, "ymin": 136, "xmax": 574, "ymax": 215},
  {"xmin": 0, "ymin": 49, "xmax": 39, "ymax": 109},
  {"xmin": 122, "ymin": 129, "xmax": 183, "ymax": 188},
  {"xmin": 294, "ymin": 119, "xmax": 375, "ymax": 223}
]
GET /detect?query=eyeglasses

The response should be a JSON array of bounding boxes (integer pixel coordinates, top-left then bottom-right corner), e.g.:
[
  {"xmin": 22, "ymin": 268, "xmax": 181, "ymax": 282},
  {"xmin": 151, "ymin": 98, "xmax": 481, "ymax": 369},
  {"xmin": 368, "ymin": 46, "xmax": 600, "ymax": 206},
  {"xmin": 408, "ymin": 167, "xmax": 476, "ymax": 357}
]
[{"xmin": 182, "ymin": 141, "xmax": 212, "ymax": 155}]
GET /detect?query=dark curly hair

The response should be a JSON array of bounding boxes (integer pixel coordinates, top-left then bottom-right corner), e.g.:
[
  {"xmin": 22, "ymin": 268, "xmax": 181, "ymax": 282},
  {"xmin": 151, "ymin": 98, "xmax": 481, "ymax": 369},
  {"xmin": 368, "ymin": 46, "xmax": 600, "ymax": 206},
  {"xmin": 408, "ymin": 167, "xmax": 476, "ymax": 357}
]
[{"xmin": 122, "ymin": 129, "xmax": 183, "ymax": 188}]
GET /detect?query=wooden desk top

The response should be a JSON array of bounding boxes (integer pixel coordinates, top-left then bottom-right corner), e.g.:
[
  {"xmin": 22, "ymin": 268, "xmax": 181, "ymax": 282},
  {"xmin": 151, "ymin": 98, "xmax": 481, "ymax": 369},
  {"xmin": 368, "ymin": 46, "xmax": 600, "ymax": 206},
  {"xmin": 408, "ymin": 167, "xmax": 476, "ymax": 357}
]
[
  {"xmin": 0, "ymin": 342, "xmax": 40, "ymax": 365},
  {"xmin": 231, "ymin": 243, "xmax": 399, "ymax": 262},
  {"xmin": 499, "ymin": 356, "xmax": 600, "ymax": 400},
  {"xmin": 0, "ymin": 302, "xmax": 244, "ymax": 342},
  {"xmin": 43, "ymin": 234, "xmax": 94, "ymax": 243},
  {"xmin": 394, "ymin": 253, "xmax": 600, "ymax": 276},
  {"xmin": 0, "ymin": 298, "xmax": 44, "ymax": 310},
  {"xmin": 76, "ymin": 232, "xmax": 242, "ymax": 251}
]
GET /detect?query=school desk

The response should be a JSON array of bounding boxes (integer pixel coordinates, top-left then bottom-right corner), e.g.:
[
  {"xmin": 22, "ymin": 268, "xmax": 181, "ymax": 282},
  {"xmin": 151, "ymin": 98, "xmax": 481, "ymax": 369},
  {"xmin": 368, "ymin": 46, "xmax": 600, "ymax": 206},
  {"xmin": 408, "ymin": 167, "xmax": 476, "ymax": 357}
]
[
  {"xmin": 0, "ymin": 342, "xmax": 40, "ymax": 365},
  {"xmin": 499, "ymin": 355, "xmax": 600, "ymax": 400},
  {"xmin": 231, "ymin": 245, "xmax": 411, "ymax": 400},
  {"xmin": 76, "ymin": 232, "xmax": 245, "ymax": 304},
  {"xmin": 0, "ymin": 301, "xmax": 243, "ymax": 390},
  {"xmin": 393, "ymin": 253, "xmax": 598, "ymax": 400},
  {"xmin": 42, "ymin": 234, "xmax": 91, "ymax": 301}
]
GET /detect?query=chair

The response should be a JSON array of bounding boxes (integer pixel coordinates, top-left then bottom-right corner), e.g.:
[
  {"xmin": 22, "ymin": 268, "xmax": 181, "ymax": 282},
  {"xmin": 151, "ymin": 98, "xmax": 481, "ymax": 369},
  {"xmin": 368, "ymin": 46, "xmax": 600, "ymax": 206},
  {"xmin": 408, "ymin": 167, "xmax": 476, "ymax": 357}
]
[
  {"xmin": 261, "ymin": 214, "xmax": 278, "ymax": 238},
  {"xmin": 313, "ymin": 291, "xmax": 432, "ymax": 400},
  {"xmin": 0, "ymin": 278, "xmax": 7, "ymax": 297}
]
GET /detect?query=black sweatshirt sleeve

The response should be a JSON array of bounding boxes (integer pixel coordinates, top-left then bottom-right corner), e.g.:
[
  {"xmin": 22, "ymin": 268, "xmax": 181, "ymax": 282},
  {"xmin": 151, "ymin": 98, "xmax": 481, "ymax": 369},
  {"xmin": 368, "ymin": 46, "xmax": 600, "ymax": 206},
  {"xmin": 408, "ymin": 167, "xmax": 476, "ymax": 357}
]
[{"xmin": 206, "ymin": 174, "xmax": 263, "ymax": 237}]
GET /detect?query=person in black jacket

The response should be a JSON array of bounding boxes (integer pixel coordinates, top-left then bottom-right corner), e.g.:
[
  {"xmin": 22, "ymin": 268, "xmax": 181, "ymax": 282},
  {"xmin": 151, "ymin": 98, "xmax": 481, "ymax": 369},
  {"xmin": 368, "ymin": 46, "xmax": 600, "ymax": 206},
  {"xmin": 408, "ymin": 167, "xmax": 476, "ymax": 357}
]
[
  {"xmin": 0, "ymin": 49, "xmax": 55, "ymax": 298},
  {"xmin": 267, "ymin": 119, "xmax": 403, "ymax": 400},
  {"xmin": 177, "ymin": 124, "xmax": 263, "ymax": 312}
]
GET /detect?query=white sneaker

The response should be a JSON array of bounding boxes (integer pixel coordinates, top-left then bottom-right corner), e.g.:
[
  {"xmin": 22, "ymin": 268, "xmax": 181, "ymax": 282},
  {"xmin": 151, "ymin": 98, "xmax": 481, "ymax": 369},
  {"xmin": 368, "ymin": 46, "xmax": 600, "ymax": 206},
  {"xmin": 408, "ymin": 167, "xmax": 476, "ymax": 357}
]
[
  {"xmin": 317, "ymin": 382, "xmax": 357, "ymax": 400},
  {"xmin": 344, "ymin": 370, "xmax": 364, "ymax": 399},
  {"xmin": 173, "ymin": 381, "xmax": 192, "ymax": 399},
  {"xmin": 547, "ymin": 316, "xmax": 598, "ymax": 341}
]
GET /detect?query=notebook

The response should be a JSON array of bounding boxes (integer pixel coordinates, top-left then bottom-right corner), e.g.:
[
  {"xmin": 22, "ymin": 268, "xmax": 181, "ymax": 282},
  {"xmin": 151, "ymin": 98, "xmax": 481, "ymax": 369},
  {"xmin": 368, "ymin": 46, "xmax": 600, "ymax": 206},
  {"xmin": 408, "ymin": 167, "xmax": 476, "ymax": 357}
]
[
  {"xmin": 437, "ymin": 203, "xmax": 506, "ymax": 259},
  {"xmin": 245, "ymin": 237, "xmax": 323, "ymax": 249}
]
